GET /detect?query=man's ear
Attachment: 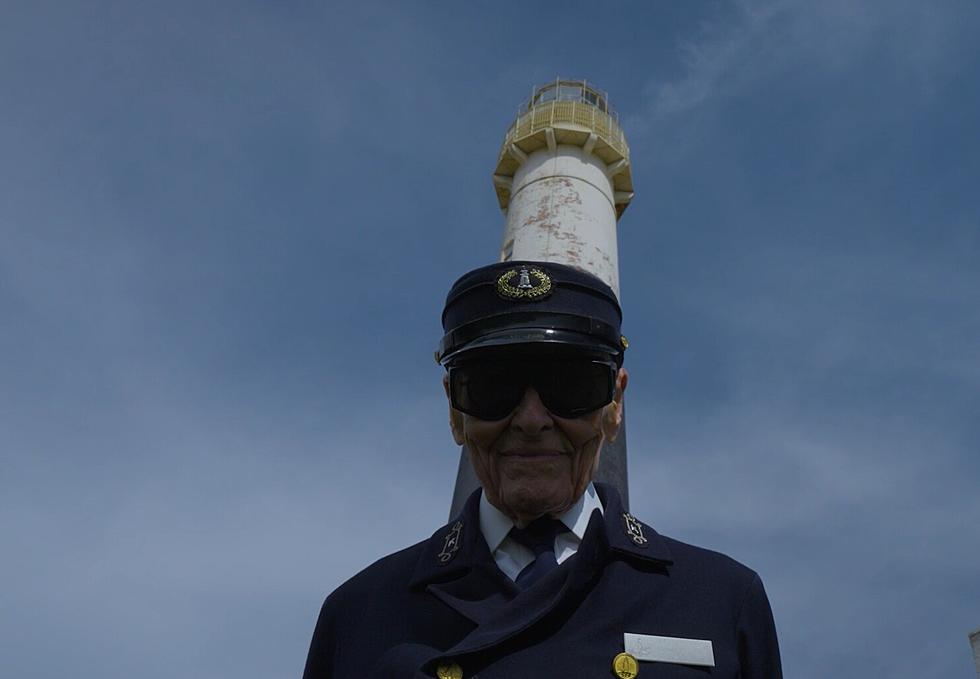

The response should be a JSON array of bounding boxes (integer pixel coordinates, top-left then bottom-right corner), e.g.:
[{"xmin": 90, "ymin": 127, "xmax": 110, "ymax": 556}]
[
  {"xmin": 443, "ymin": 373, "xmax": 465, "ymax": 445},
  {"xmin": 601, "ymin": 367, "xmax": 629, "ymax": 441}
]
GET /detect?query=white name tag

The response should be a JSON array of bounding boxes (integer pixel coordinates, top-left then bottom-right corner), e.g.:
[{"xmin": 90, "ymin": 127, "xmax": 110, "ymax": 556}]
[{"xmin": 623, "ymin": 633, "xmax": 715, "ymax": 667}]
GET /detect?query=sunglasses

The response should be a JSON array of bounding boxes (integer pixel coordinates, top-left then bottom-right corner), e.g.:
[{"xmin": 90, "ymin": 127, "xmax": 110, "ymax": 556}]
[{"xmin": 447, "ymin": 357, "xmax": 617, "ymax": 420}]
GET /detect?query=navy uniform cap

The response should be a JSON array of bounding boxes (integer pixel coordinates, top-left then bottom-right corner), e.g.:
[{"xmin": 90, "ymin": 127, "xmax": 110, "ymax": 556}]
[{"xmin": 437, "ymin": 260, "xmax": 626, "ymax": 365}]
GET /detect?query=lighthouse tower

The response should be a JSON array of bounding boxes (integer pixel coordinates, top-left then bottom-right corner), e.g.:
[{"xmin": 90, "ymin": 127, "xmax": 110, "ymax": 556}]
[{"xmin": 449, "ymin": 78, "xmax": 635, "ymax": 517}]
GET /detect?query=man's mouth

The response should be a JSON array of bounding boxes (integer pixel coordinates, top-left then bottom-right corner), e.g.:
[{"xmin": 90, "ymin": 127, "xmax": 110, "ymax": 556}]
[{"xmin": 501, "ymin": 449, "xmax": 565, "ymax": 458}]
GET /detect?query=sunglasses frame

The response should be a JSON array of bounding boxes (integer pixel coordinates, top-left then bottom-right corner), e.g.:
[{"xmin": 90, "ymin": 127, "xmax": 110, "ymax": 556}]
[{"xmin": 447, "ymin": 357, "xmax": 618, "ymax": 421}]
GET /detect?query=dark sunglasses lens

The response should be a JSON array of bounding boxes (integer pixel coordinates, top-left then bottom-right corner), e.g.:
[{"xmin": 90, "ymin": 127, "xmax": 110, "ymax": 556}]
[
  {"xmin": 451, "ymin": 359, "xmax": 615, "ymax": 420},
  {"xmin": 450, "ymin": 364, "xmax": 524, "ymax": 420},
  {"xmin": 536, "ymin": 361, "xmax": 615, "ymax": 417}
]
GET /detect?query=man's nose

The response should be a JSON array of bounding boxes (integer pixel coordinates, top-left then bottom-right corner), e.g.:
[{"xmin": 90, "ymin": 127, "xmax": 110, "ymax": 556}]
[{"xmin": 510, "ymin": 387, "xmax": 554, "ymax": 434}]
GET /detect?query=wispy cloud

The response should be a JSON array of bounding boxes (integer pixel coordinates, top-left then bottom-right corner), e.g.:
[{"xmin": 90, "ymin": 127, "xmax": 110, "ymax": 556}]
[{"xmin": 634, "ymin": 0, "xmax": 978, "ymax": 126}]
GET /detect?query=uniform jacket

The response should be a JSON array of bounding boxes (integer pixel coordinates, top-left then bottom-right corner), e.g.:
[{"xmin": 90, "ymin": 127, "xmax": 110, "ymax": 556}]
[{"xmin": 303, "ymin": 484, "xmax": 782, "ymax": 678}]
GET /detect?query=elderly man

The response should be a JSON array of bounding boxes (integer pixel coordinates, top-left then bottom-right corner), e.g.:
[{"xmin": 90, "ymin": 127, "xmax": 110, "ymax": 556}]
[{"xmin": 303, "ymin": 261, "xmax": 782, "ymax": 678}]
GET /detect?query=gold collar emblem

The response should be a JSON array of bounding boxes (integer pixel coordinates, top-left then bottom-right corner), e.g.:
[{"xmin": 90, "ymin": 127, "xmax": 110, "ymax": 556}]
[
  {"xmin": 495, "ymin": 265, "xmax": 553, "ymax": 301},
  {"xmin": 437, "ymin": 521, "xmax": 463, "ymax": 564},
  {"xmin": 623, "ymin": 513, "xmax": 648, "ymax": 547}
]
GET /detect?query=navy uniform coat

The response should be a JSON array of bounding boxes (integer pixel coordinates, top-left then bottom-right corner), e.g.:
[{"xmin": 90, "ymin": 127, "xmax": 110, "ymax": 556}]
[{"xmin": 303, "ymin": 484, "xmax": 782, "ymax": 678}]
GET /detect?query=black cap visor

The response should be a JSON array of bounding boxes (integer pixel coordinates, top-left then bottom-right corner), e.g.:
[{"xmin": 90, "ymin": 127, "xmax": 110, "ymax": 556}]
[{"xmin": 439, "ymin": 326, "xmax": 621, "ymax": 365}]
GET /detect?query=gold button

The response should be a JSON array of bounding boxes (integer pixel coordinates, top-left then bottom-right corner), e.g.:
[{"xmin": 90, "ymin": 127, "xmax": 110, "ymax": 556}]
[
  {"xmin": 612, "ymin": 652, "xmax": 639, "ymax": 679},
  {"xmin": 436, "ymin": 661, "xmax": 463, "ymax": 679}
]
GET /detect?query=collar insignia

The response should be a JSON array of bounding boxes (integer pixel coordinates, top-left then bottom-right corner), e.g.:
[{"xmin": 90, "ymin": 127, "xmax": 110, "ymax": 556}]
[
  {"xmin": 622, "ymin": 513, "xmax": 648, "ymax": 547},
  {"xmin": 495, "ymin": 265, "xmax": 553, "ymax": 301},
  {"xmin": 437, "ymin": 521, "xmax": 464, "ymax": 564}
]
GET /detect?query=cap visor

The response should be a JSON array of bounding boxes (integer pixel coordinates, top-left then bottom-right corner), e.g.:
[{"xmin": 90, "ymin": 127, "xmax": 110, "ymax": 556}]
[{"xmin": 442, "ymin": 327, "xmax": 619, "ymax": 363}]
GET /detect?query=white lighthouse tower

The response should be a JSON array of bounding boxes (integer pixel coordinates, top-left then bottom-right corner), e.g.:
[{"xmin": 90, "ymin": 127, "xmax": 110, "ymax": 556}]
[
  {"xmin": 493, "ymin": 78, "xmax": 634, "ymax": 294},
  {"xmin": 450, "ymin": 78, "xmax": 635, "ymax": 516}
]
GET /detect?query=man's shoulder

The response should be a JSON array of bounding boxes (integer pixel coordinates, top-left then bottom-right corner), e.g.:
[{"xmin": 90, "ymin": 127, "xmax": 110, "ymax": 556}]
[
  {"xmin": 661, "ymin": 533, "xmax": 758, "ymax": 576},
  {"xmin": 303, "ymin": 529, "xmax": 462, "ymax": 678},
  {"xmin": 325, "ymin": 538, "xmax": 428, "ymax": 606},
  {"xmin": 610, "ymin": 514, "xmax": 771, "ymax": 626},
  {"xmin": 595, "ymin": 485, "xmax": 761, "ymax": 588},
  {"xmin": 320, "ymin": 509, "xmax": 471, "ymax": 612},
  {"xmin": 650, "ymin": 529, "xmax": 764, "ymax": 601}
]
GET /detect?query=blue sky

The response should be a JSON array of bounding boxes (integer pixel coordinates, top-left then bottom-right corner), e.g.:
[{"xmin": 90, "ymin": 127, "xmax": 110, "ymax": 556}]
[{"xmin": 2, "ymin": 1, "xmax": 978, "ymax": 677}]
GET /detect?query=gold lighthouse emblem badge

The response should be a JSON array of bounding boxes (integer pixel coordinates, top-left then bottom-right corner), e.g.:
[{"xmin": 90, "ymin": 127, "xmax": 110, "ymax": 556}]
[
  {"xmin": 495, "ymin": 266, "xmax": 552, "ymax": 301},
  {"xmin": 612, "ymin": 652, "xmax": 639, "ymax": 678}
]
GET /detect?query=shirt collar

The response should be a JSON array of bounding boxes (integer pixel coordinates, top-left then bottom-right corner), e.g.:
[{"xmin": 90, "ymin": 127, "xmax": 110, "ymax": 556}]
[
  {"xmin": 479, "ymin": 482, "xmax": 604, "ymax": 552},
  {"xmin": 561, "ymin": 482, "xmax": 603, "ymax": 541},
  {"xmin": 478, "ymin": 491, "xmax": 514, "ymax": 554}
]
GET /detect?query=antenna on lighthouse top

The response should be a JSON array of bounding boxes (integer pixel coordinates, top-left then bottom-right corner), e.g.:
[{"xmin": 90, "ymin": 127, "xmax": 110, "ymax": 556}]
[{"xmin": 449, "ymin": 79, "xmax": 637, "ymax": 518}]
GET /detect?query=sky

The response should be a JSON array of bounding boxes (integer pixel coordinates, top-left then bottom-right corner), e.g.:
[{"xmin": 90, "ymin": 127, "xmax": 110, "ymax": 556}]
[{"xmin": 1, "ymin": 1, "xmax": 978, "ymax": 677}]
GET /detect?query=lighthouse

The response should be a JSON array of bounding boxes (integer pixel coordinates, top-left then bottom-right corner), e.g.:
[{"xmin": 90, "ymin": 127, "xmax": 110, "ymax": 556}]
[{"xmin": 449, "ymin": 78, "xmax": 635, "ymax": 517}]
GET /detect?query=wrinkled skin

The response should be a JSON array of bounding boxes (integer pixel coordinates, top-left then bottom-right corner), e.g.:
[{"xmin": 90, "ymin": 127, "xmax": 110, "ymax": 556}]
[{"xmin": 445, "ymin": 368, "xmax": 628, "ymax": 527}]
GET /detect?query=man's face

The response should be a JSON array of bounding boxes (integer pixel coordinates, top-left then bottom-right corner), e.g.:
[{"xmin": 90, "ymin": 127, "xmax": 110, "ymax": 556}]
[{"xmin": 445, "ymin": 358, "xmax": 628, "ymax": 526}]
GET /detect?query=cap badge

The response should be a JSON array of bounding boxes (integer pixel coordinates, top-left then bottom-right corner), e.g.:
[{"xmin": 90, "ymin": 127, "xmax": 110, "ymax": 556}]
[
  {"xmin": 496, "ymin": 266, "xmax": 553, "ymax": 301},
  {"xmin": 437, "ymin": 521, "xmax": 463, "ymax": 564},
  {"xmin": 622, "ymin": 513, "xmax": 648, "ymax": 547}
]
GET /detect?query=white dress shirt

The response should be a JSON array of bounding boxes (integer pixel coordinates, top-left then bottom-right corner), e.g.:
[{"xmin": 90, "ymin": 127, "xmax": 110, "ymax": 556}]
[{"xmin": 478, "ymin": 483, "xmax": 604, "ymax": 581}]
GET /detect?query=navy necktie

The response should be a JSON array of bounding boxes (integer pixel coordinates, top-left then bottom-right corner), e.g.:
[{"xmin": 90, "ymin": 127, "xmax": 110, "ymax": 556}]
[{"xmin": 509, "ymin": 517, "xmax": 566, "ymax": 589}]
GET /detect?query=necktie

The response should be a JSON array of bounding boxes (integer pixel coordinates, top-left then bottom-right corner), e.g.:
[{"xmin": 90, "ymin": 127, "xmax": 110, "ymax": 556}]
[{"xmin": 509, "ymin": 517, "xmax": 566, "ymax": 589}]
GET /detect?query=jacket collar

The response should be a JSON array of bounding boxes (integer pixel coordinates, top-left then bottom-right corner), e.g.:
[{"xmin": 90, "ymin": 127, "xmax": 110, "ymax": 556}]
[
  {"xmin": 409, "ymin": 482, "xmax": 672, "ymax": 590},
  {"xmin": 409, "ymin": 487, "xmax": 490, "ymax": 589},
  {"xmin": 593, "ymin": 482, "xmax": 674, "ymax": 566}
]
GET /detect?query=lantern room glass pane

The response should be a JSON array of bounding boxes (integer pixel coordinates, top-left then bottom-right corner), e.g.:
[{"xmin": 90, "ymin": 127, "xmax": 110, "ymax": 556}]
[{"xmin": 529, "ymin": 81, "xmax": 610, "ymax": 113}]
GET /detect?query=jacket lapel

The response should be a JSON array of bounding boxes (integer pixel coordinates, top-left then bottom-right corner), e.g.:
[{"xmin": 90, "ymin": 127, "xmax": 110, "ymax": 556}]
[
  {"xmin": 406, "ymin": 483, "xmax": 674, "ymax": 673},
  {"xmin": 409, "ymin": 489, "xmax": 518, "ymax": 626}
]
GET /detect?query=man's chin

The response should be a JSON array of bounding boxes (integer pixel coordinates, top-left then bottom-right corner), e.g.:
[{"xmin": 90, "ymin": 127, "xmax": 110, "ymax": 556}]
[{"xmin": 500, "ymin": 484, "xmax": 572, "ymax": 521}]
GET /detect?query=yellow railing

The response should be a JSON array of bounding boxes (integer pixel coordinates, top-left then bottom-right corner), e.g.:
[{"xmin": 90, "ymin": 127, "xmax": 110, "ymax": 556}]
[{"xmin": 501, "ymin": 100, "xmax": 629, "ymax": 160}]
